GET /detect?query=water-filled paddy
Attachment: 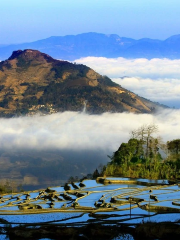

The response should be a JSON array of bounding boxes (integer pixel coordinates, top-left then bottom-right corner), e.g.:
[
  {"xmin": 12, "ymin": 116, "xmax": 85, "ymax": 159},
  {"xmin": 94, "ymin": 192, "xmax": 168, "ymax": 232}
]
[{"xmin": 0, "ymin": 177, "xmax": 180, "ymax": 228}]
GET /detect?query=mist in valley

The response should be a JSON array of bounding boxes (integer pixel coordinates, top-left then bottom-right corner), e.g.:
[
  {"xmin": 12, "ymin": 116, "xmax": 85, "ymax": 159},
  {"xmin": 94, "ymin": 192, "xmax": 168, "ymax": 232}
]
[{"xmin": 0, "ymin": 109, "xmax": 180, "ymax": 189}]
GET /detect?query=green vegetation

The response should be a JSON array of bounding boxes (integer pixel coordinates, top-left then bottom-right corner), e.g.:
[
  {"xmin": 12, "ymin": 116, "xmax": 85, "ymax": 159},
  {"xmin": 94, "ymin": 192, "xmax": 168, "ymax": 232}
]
[
  {"xmin": 0, "ymin": 180, "xmax": 23, "ymax": 194},
  {"xmin": 102, "ymin": 125, "xmax": 180, "ymax": 180},
  {"xmin": 16, "ymin": 56, "xmax": 32, "ymax": 70}
]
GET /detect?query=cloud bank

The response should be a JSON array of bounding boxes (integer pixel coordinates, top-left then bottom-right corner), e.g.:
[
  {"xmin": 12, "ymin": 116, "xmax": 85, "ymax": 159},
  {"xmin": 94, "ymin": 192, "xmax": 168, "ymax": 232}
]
[
  {"xmin": 112, "ymin": 77, "xmax": 180, "ymax": 106},
  {"xmin": 0, "ymin": 110, "xmax": 180, "ymax": 153},
  {"xmin": 75, "ymin": 57, "xmax": 180, "ymax": 79},
  {"xmin": 75, "ymin": 57, "xmax": 180, "ymax": 108}
]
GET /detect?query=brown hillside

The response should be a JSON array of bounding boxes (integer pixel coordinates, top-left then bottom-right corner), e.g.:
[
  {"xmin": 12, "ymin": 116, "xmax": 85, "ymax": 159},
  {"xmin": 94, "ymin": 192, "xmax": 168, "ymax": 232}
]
[{"xmin": 0, "ymin": 49, "xmax": 164, "ymax": 116}]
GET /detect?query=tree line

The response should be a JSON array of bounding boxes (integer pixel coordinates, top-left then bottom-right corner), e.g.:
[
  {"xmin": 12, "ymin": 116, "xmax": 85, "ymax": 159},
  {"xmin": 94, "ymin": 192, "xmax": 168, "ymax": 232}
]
[{"xmin": 102, "ymin": 124, "xmax": 180, "ymax": 180}]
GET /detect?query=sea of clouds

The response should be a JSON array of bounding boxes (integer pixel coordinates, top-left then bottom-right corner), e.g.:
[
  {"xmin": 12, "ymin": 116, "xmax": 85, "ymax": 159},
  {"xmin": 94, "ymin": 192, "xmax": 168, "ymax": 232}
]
[
  {"xmin": 0, "ymin": 110, "xmax": 180, "ymax": 154},
  {"xmin": 75, "ymin": 57, "xmax": 180, "ymax": 108}
]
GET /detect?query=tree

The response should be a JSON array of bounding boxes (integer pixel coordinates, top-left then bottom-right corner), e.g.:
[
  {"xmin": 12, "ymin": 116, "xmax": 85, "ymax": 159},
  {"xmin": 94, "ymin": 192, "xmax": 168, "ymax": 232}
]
[
  {"xmin": 167, "ymin": 139, "xmax": 180, "ymax": 155},
  {"xmin": 103, "ymin": 125, "xmax": 180, "ymax": 179},
  {"xmin": 131, "ymin": 124, "xmax": 161, "ymax": 161},
  {"xmin": 111, "ymin": 138, "xmax": 144, "ymax": 165},
  {"xmin": 167, "ymin": 139, "xmax": 180, "ymax": 172},
  {"xmin": 93, "ymin": 169, "xmax": 100, "ymax": 178}
]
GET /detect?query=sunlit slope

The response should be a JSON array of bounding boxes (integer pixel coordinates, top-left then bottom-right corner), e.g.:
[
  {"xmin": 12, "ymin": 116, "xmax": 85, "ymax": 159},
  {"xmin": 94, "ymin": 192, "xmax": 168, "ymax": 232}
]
[{"xmin": 0, "ymin": 49, "xmax": 164, "ymax": 116}]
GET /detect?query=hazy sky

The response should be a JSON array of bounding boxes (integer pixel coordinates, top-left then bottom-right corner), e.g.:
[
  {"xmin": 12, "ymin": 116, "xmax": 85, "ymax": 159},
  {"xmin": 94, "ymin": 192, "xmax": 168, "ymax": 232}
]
[{"xmin": 1, "ymin": 0, "xmax": 180, "ymax": 44}]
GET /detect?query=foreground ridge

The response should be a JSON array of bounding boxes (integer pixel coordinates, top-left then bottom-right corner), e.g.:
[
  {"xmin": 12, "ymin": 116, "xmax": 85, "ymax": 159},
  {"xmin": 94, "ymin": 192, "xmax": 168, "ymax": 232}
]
[{"xmin": 0, "ymin": 49, "xmax": 165, "ymax": 117}]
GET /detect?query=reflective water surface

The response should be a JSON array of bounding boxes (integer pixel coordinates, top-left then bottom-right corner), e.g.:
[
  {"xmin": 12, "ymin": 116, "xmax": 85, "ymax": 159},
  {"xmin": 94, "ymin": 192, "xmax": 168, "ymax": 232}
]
[{"xmin": 0, "ymin": 177, "xmax": 180, "ymax": 240}]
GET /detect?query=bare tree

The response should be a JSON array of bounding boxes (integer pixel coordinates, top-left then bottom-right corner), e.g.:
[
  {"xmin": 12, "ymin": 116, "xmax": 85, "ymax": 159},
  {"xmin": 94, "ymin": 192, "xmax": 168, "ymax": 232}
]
[{"xmin": 131, "ymin": 124, "xmax": 159, "ymax": 160}]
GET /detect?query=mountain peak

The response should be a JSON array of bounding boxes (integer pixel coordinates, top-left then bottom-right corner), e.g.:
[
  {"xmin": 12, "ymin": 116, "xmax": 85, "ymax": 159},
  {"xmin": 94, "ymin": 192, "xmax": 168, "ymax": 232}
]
[
  {"xmin": 8, "ymin": 50, "xmax": 23, "ymax": 60},
  {"xmin": 165, "ymin": 34, "xmax": 180, "ymax": 43},
  {"xmin": 0, "ymin": 32, "xmax": 180, "ymax": 61},
  {"xmin": 0, "ymin": 50, "xmax": 165, "ymax": 117},
  {"xmin": 8, "ymin": 49, "xmax": 54, "ymax": 63}
]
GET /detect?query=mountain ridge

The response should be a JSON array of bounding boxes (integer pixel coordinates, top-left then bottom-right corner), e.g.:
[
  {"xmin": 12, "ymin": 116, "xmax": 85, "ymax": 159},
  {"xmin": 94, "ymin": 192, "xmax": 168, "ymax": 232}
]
[
  {"xmin": 0, "ymin": 32, "xmax": 180, "ymax": 61},
  {"xmin": 0, "ymin": 49, "xmax": 166, "ymax": 117}
]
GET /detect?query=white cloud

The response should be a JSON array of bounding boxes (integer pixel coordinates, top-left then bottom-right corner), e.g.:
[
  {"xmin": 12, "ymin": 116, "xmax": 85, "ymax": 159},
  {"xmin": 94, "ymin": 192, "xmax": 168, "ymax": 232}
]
[
  {"xmin": 0, "ymin": 110, "xmax": 180, "ymax": 153},
  {"xmin": 75, "ymin": 57, "xmax": 180, "ymax": 79},
  {"xmin": 75, "ymin": 57, "xmax": 180, "ymax": 107},
  {"xmin": 112, "ymin": 77, "xmax": 180, "ymax": 101}
]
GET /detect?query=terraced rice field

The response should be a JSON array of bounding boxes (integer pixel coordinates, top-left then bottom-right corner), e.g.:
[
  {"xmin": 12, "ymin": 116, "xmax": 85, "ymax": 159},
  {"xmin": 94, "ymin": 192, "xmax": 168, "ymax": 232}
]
[{"xmin": 0, "ymin": 177, "xmax": 180, "ymax": 228}]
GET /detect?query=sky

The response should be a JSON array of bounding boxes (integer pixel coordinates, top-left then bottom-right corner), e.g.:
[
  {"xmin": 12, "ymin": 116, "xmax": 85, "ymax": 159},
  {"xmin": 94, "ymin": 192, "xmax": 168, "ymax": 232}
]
[{"xmin": 1, "ymin": 0, "xmax": 180, "ymax": 44}]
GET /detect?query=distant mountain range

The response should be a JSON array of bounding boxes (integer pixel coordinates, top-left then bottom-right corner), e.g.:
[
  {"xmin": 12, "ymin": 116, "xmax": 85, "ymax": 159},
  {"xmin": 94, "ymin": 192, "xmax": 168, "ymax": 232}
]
[
  {"xmin": 0, "ymin": 49, "xmax": 165, "ymax": 117},
  {"xmin": 0, "ymin": 32, "xmax": 180, "ymax": 61}
]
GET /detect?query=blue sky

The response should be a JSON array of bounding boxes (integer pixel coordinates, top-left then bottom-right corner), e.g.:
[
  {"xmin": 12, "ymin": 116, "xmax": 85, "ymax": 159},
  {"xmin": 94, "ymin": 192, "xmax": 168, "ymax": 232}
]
[{"xmin": 1, "ymin": 0, "xmax": 180, "ymax": 44}]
